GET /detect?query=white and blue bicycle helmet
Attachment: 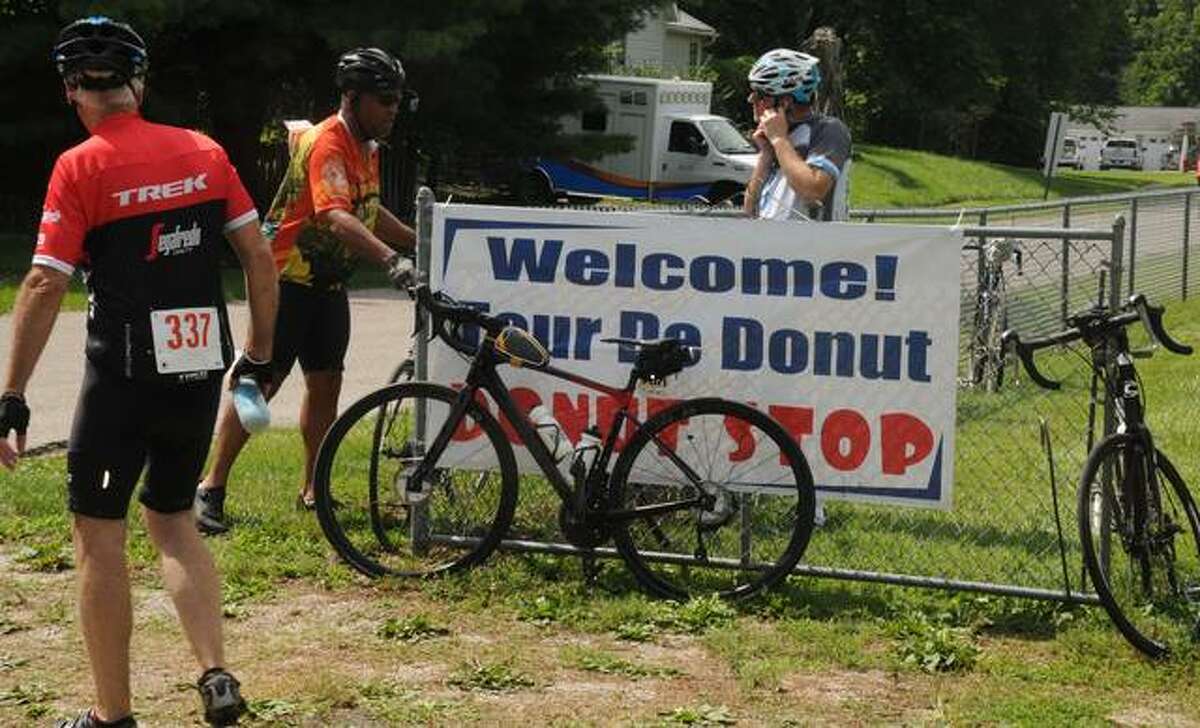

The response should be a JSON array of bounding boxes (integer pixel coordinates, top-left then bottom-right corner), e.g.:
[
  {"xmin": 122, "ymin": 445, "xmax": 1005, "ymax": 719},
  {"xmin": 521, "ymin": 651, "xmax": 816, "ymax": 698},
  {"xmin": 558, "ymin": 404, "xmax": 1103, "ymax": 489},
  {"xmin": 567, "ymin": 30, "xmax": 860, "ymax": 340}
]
[{"xmin": 748, "ymin": 49, "xmax": 821, "ymax": 104}]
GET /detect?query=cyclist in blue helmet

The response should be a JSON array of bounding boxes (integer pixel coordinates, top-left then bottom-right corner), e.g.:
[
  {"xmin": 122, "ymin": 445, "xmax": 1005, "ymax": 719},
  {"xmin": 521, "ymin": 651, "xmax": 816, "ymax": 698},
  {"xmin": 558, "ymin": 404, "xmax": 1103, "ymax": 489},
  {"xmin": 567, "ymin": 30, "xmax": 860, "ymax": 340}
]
[{"xmin": 743, "ymin": 48, "xmax": 852, "ymax": 222}]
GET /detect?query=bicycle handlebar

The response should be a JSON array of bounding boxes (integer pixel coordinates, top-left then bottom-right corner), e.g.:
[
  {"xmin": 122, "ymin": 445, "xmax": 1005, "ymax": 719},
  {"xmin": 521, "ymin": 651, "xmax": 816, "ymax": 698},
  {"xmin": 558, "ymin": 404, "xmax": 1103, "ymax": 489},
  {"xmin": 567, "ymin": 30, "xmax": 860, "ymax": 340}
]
[
  {"xmin": 411, "ymin": 284, "xmax": 505, "ymax": 355},
  {"xmin": 1001, "ymin": 294, "xmax": 1193, "ymax": 391}
]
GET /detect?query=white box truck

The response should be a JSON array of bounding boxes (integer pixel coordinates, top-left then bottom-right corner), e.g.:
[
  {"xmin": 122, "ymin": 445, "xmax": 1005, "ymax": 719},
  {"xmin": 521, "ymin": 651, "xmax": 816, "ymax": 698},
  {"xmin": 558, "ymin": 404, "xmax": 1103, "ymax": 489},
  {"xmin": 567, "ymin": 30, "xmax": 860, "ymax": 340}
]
[{"xmin": 528, "ymin": 75, "xmax": 759, "ymax": 203}]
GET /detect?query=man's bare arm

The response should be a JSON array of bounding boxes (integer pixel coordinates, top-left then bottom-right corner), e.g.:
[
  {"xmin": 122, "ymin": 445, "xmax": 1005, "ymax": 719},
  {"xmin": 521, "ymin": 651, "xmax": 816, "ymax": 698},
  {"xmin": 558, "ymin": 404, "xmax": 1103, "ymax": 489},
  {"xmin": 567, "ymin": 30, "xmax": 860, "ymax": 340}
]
[
  {"xmin": 224, "ymin": 222, "xmax": 278, "ymax": 362},
  {"xmin": 3, "ymin": 266, "xmax": 70, "ymax": 395},
  {"xmin": 375, "ymin": 206, "xmax": 416, "ymax": 253},
  {"xmin": 770, "ymin": 135, "xmax": 834, "ymax": 204},
  {"xmin": 321, "ymin": 208, "xmax": 396, "ymax": 266}
]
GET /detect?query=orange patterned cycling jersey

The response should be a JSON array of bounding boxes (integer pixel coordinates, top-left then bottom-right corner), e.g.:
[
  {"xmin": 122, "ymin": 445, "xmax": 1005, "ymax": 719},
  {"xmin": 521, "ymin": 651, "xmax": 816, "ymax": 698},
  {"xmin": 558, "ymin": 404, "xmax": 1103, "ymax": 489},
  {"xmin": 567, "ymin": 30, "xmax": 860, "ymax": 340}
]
[{"xmin": 263, "ymin": 113, "xmax": 380, "ymax": 289}]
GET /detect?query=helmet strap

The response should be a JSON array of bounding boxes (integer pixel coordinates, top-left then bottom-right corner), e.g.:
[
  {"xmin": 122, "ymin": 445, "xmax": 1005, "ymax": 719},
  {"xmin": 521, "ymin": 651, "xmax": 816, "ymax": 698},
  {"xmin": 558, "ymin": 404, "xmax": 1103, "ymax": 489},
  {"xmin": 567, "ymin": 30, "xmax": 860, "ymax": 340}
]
[{"xmin": 344, "ymin": 92, "xmax": 371, "ymax": 142}]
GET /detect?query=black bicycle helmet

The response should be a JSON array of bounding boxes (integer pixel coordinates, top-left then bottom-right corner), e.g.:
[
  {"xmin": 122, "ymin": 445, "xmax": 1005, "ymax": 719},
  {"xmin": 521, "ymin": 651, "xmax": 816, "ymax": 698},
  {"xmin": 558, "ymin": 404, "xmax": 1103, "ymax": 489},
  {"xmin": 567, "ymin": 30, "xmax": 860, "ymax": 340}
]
[
  {"xmin": 52, "ymin": 16, "xmax": 148, "ymax": 89},
  {"xmin": 335, "ymin": 47, "xmax": 405, "ymax": 93}
]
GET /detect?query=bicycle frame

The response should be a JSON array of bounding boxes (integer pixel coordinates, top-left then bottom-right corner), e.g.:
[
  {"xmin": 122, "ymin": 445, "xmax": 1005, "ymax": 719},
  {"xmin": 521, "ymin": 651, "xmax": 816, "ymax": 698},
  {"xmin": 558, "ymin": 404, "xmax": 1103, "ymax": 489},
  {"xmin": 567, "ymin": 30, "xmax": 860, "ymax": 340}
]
[
  {"xmin": 1094, "ymin": 326, "xmax": 1162, "ymax": 576},
  {"xmin": 408, "ymin": 337, "xmax": 708, "ymax": 525}
]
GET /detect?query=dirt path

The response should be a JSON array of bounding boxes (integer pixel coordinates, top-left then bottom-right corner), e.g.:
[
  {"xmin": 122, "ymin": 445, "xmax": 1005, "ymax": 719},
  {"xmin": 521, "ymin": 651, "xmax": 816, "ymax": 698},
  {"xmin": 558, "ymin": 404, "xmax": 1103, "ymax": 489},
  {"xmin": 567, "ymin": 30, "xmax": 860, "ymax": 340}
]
[{"xmin": 1, "ymin": 556, "xmax": 919, "ymax": 727}]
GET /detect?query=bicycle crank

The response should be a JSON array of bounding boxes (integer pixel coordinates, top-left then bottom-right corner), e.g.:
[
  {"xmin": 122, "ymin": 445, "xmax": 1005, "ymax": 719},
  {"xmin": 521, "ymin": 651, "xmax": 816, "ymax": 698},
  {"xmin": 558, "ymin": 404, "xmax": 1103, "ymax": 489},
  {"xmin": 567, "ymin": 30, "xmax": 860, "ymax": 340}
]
[{"xmin": 558, "ymin": 504, "xmax": 608, "ymax": 549}]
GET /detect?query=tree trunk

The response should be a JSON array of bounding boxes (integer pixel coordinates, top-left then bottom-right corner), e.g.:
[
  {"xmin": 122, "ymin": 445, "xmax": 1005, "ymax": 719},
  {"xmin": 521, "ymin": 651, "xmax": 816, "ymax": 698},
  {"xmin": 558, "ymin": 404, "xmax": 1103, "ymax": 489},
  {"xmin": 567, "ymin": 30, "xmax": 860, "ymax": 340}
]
[{"xmin": 800, "ymin": 27, "xmax": 845, "ymax": 119}]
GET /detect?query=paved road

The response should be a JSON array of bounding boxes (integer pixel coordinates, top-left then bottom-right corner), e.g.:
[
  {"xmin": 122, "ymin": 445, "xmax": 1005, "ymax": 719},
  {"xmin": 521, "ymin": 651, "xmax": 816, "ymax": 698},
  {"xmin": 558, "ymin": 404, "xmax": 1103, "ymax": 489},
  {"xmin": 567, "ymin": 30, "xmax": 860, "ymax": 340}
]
[{"xmin": 0, "ymin": 289, "xmax": 414, "ymax": 449}]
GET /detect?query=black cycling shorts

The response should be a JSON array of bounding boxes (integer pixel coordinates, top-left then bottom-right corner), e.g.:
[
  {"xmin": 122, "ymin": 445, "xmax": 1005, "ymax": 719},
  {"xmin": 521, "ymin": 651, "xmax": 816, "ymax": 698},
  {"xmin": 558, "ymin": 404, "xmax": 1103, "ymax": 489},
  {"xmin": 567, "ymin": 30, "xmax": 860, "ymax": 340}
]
[
  {"xmin": 67, "ymin": 360, "xmax": 222, "ymax": 519},
  {"xmin": 272, "ymin": 280, "xmax": 351, "ymax": 381}
]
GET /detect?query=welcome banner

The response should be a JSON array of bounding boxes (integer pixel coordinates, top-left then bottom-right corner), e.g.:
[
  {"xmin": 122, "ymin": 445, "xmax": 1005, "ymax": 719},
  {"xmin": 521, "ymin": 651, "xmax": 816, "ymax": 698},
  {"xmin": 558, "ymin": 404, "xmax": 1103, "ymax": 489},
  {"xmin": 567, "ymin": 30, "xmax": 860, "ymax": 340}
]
[{"xmin": 428, "ymin": 205, "xmax": 963, "ymax": 508}]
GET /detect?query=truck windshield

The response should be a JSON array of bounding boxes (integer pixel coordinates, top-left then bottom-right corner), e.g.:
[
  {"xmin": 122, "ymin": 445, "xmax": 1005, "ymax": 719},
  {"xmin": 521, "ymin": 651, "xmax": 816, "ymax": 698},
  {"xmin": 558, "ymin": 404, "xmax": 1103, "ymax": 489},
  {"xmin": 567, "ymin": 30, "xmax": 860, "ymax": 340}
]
[{"xmin": 700, "ymin": 119, "xmax": 756, "ymax": 154}]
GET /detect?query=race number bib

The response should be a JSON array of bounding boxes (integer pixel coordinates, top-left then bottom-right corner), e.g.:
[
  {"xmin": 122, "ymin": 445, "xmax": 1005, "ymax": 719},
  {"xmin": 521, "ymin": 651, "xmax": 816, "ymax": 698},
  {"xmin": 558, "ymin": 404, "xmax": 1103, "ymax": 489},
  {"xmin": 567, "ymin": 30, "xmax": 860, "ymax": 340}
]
[{"xmin": 149, "ymin": 307, "xmax": 224, "ymax": 374}]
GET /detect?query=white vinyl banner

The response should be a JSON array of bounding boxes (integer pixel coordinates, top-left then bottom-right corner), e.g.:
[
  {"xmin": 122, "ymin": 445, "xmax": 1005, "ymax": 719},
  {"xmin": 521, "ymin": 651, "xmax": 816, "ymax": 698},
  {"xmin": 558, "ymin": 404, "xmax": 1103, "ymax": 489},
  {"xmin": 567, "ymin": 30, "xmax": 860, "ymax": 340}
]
[{"xmin": 429, "ymin": 204, "xmax": 963, "ymax": 509}]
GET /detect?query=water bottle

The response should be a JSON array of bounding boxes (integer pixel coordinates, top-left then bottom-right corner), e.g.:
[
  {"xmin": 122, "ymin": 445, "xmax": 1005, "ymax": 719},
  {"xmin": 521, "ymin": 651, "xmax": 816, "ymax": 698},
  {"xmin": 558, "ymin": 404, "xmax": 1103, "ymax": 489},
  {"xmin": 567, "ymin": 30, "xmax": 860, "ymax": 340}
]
[
  {"xmin": 232, "ymin": 377, "xmax": 270, "ymax": 434},
  {"xmin": 570, "ymin": 426, "xmax": 602, "ymax": 484},
  {"xmin": 528, "ymin": 404, "xmax": 572, "ymax": 464}
]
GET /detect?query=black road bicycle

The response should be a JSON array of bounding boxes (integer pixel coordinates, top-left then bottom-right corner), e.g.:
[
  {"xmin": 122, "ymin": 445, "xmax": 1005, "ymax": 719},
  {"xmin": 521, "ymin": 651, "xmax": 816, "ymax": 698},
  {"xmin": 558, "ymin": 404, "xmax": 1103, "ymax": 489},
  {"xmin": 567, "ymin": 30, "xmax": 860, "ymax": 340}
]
[
  {"xmin": 313, "ymin": 285, "xmax": 817, "ymax": 600},
  {"xmin": 1005, "ymin": 294, "xmax": 1199, "ymax": 657}
]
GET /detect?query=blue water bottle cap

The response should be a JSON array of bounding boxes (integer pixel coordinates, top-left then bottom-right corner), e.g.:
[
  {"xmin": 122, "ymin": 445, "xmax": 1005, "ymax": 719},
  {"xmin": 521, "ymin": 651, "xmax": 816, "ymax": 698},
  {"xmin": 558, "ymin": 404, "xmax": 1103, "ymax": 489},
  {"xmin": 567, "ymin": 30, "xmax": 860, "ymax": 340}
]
[{"xmin": 232, "ymin": 377, "xmax": 270, "ymax": 434}]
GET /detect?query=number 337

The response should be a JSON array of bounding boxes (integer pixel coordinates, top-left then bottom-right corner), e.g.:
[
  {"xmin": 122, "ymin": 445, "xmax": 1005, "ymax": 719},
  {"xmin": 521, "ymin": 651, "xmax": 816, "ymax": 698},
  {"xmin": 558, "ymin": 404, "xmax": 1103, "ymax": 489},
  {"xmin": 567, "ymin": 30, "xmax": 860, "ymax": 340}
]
[{"xmin": 163, "ymin": 311, "xmax": 211, "ymax": 350}]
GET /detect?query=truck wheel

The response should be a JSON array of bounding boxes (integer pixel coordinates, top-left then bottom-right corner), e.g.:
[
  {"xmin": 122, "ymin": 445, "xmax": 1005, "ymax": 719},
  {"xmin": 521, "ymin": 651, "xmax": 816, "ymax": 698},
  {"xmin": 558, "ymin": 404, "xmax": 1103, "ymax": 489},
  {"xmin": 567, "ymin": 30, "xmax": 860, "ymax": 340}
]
[
  {"xmin": 516, "ymin": 170, "xmax": 555, "ymax": 205},
  {"xmin": 707, "ymin": 181, "xmax": 743, "ymax": 206}
]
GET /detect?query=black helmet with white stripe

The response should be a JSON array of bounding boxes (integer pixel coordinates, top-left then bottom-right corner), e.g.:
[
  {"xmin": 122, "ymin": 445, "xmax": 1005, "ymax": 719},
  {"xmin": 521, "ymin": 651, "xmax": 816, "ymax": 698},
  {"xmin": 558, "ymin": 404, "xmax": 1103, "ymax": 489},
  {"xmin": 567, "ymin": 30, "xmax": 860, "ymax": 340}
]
[
  {"xmin": 336, "ymin": 47, "xmax": 405, "ymax": 93},
  {"xmin": 52, "ymin": 16, "xmax": 148, "ymax": 89}
]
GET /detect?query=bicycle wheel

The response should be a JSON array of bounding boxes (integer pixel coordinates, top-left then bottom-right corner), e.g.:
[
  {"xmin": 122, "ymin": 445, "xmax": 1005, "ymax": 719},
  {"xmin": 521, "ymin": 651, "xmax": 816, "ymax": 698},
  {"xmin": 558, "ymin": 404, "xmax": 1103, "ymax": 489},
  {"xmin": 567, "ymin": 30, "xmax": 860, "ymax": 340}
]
[
  {"xmin": 368, "ymin": 358, "xmax": 415, "ymax": 549},
  {"xmin": 610, "ymin": 398, "xmax": 816, "ymax": 600},
  {"xmin": 982, "ymin": 303, "xmax": 1008, "ymax": 392},
  {"xmin": 969, "ymin": 291, "xmax": 992, "ymax": 387},
  {"xmin": 387, "ymin": 358, "xmax": 414, "ymax": 385},
  {"xmin": 314, "ymin": 382, "xmax": 519, "ymax": 578},
  {"xmin": 1078, "ymin": 432, "xmax": 1200, "ymax": 657}
]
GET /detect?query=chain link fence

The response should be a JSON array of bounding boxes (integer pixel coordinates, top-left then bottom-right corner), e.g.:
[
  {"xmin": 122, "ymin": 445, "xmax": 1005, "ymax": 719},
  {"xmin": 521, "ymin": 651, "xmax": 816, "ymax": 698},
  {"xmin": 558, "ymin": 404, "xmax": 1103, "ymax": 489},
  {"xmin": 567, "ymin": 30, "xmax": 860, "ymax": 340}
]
[
  {"xmin": 414, "ymin": 189, "xmax": 1171, "ymax": 604},
  {"xmin": 855, "ymin": 186, "xmax": 1199, "ymax": 308}
]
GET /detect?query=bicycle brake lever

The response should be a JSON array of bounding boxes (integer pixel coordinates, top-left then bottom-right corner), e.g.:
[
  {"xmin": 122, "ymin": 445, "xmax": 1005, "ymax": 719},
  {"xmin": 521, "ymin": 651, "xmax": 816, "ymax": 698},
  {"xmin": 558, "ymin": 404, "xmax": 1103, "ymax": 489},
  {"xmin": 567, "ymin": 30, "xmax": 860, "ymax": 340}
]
[
  {"xmin": 1001, "ymin": 329, "xmax": 1062, "ymax": 390},
  {"xmin": 1130, "ymin": 294, "xmax": 1193, "ymax": 355}
]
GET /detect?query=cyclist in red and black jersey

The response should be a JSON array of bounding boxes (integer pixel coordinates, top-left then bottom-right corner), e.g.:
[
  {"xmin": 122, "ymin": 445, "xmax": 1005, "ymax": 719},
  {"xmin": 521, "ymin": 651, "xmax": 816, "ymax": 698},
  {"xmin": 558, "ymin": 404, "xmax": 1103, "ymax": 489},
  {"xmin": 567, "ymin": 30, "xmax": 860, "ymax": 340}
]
[{"xmin": 0, "ymin": 17, "xmax": 278, "ymax": 728}]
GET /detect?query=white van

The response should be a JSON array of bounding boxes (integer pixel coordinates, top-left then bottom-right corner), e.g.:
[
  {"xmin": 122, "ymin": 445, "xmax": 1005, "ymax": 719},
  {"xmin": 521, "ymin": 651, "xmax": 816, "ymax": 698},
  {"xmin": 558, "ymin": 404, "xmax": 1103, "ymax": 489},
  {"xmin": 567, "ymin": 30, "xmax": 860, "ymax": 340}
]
[{"xmin": 528, "ymin": 75, "xmax": 758, "ymax": 204}]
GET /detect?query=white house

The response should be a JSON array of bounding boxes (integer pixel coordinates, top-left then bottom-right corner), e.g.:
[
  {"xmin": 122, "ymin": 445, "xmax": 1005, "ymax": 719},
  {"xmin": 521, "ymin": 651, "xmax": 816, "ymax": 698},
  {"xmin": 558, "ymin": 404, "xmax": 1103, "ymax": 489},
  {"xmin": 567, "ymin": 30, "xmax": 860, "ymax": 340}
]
[
  {"xmin": 614, "ymin": 2, "xmax": 717, "ymax": 77},
  {"xmin": 1067, "ymin": 106, "xmax": 1200, "ymax": 171}
]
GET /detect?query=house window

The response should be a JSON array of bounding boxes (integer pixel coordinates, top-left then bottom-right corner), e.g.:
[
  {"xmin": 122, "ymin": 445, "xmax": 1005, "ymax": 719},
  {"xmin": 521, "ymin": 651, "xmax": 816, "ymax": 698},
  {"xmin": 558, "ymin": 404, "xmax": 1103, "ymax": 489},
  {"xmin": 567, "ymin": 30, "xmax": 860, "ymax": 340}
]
[{"xmin": 689, "ymin": 41, "xmax": 700, "ymax": 68}]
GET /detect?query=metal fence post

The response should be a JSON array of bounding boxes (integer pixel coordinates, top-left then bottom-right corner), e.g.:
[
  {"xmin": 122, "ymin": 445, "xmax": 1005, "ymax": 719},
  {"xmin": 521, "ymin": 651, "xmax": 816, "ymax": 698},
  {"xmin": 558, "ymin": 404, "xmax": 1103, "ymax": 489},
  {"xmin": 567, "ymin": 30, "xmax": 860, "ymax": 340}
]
[
  {"xmin": 1185, "ymin": 193, "xmax": 1192, "ymax": 300},
  {"xmin": 411, "ymin": 185, "xmax": 436, "ymax": 555},
  {"xmin": 1061, "ymin": 203, "xmax": 1071, "ymax": 323},
  {"xmin": 1127, "ymin": 199, "xmax": 1138, "ymax": 294},
  {"xmin": 414, "ymin": 186, "xmax": 434, "ymax": 384},
  {"xmin": 1110, "ymin": 215, "xmax": 1125, "ymax": 311}
]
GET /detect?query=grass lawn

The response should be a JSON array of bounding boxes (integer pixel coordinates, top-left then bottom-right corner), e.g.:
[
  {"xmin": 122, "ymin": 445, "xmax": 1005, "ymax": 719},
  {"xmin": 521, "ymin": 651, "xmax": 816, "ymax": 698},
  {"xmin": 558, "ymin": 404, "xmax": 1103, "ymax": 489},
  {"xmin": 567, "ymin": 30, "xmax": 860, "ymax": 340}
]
[
  {"xmin": 852, "ymin": 144, "xmax": 1197, "ymax": 210},
  {"xmin": 1, "ymin": 298, "xmax": 1198, "ymax": 725}
]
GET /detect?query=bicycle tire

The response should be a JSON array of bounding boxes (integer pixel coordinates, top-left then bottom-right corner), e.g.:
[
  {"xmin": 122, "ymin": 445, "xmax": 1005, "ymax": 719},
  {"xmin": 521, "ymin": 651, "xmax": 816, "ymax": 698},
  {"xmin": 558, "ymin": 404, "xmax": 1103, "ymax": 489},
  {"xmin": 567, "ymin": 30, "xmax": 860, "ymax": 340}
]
[
  {"xmin": 1078, "ymin": 432, "xmax": 1200, "ymax": 657},
  {"xmin": 969, "ymin": 294, "xmax": 992, "ymax": 387},
  {"xmin": 369, "ymin": 358, "xmax": 416, "ymax": 549},
  {"xmin": 387, "ymin": 358, "xmax": 415, "ymax": 385},
  {"xmin": 609, "ymin": 398, "xmax": 816, "ymax": 601},
  {"xmin": 313, "ymin": 382, "xmax": 519, "ymax": 578}
]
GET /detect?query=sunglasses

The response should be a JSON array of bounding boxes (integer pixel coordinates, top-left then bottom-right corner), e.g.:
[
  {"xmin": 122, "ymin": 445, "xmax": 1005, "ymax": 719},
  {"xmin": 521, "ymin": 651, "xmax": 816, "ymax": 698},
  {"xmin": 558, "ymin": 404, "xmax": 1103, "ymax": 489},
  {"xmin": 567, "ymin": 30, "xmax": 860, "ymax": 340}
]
[{"xmin": 372, "ymin": 91, "xmax": 400, "ymax": 106}]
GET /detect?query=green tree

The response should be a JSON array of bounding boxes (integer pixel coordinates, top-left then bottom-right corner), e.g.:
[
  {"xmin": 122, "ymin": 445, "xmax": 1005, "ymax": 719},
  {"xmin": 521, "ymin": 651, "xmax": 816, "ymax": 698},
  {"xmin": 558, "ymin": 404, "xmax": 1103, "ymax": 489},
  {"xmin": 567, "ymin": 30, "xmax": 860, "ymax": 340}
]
[
  {"xmin": 682, "ymin": 0, "xmax": 1130, "ymax": 165},
  {"xmin": 1123, "ymin": 0, "xmax": 1200, "ymax": 105},
  {"xmin": 0, "ymin": 0, "xmax": 661, "ymax": 212}
]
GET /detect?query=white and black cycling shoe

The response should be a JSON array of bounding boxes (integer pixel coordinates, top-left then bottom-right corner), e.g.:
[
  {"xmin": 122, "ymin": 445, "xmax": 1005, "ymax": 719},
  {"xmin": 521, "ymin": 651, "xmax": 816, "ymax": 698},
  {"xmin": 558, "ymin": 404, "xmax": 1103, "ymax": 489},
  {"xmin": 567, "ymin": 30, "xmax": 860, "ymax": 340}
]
[
  {"xmin": 197, "ymin": 668, "xmax": 247, "ymax": 726},
  {"xmin": 194, "ymin": 486, "xmax": 230, "ymax": 536},
  {"xmin": 56, "ymin": 710, "xmax": 137, "ymax": 728}
]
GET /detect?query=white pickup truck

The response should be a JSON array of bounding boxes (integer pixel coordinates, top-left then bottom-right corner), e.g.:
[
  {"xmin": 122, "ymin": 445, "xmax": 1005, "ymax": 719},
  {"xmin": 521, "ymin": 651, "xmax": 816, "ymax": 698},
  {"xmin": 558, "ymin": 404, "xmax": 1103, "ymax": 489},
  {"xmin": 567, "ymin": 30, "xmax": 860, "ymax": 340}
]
[{"xmin": 1099, "ymin": 138, "xmax": 1143, "ymax": 170}]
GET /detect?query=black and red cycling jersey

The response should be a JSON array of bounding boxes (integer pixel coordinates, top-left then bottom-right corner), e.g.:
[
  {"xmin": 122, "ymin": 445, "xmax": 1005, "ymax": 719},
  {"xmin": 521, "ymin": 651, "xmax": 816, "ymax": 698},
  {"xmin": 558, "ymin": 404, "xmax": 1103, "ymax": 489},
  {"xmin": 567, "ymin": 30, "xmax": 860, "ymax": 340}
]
[{"xmin": 33, "ymin": 112, "xmax": 258, "ymax": 385}]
